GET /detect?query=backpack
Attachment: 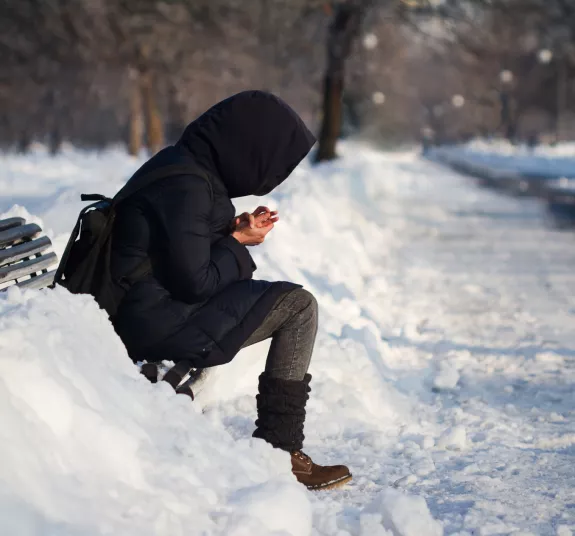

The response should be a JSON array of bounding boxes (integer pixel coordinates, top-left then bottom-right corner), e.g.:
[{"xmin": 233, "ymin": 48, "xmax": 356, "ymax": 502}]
[{"xmin": 53, "ymin": 163, "xmax": 210, "ymax": 318}]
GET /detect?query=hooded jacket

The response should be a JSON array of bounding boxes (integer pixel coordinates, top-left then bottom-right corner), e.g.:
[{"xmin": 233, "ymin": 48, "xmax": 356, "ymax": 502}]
[{"xmin": 110, "ymin": 91, "xmax": 316, "ymax": 366}]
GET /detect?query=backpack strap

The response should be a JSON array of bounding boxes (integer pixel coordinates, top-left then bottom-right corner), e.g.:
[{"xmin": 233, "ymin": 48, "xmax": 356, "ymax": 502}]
[
  {"xmin": 53, "ymin": 163, "xmax": 212, "ymax": 289},
  {"xmin": 81, "ymin": 194, "xmax": 112, "ymax": 202},
  {"xmin": 162, "ymin": 359, "xmax": 196, "ymax": 389},
  {"xmin": 112, "ymin": 162, "xmax": 212, "ymax": 289},
  {"xmin": 52, "ymin": 199, "xmax": 111, "ymax": 287},
  {"xmin": 113, "ymin": 163, "xmax": 212, "ymax": 205},
  {"xmin": 140, "ymin": 360, "xmax": 197, "ymax": 400},
  {"xmin": 163, "ymin": 360, "xmax": 197, "ymax": 400}
]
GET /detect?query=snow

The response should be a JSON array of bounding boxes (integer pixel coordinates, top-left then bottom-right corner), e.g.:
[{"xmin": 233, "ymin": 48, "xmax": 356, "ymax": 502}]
[
  {"xmin": 430, "ymin": 139, "xmax": 575, "ymax": 179},
  {"xmin": 437, "ymin": 426, "xmax": 467, "ymax": 451},
  {"xmin": 2, "ymin": 142, "xmax": 575, "ymax": 535},
  {"xmin": 0, "ymin": 286, "xmax": 308, "ymax": 536},
  {"xmin": 361, "ymin": 489, "xmax": 443, "ymax": 536},
  {"xmin": 432, "ymin": 359, "xmax": 460, "ymax": 391}
]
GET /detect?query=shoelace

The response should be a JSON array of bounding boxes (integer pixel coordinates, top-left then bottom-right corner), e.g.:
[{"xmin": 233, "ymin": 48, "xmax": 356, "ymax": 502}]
[{"xmin": 292, "ymin": 450, "xmax": 312, "ymax": 464}]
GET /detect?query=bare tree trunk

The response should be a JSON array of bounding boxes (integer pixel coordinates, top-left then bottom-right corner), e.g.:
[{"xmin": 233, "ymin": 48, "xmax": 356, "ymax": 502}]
[
  {"xmin": 44, "ymin": 88, "xmax": 63, "ymax": 155},
  {"xmin": 141, "ymin": 69, "xmax": 164, "ymax": 155},
  {"xmin": 555, "ymin": 57, "xmax": 567, "ymax": 142},
  {"xmin": 17, "ymin": 130, "xmax": 32, "ymax": 154},
  {"xmin": 49, "ymin": 126, "xmax": 62, "ymax": 155},
  {"xmin": 316, "ymin": 74, "xmax": 344, "ymax": 161},
  {"xmin": 166, "ymin": 83, "xmax": 187, "ymax": 143},
  {"xmin": 316, "ymin": 2, "xmax": 363, "ymax": 163},
  {"xmin": 499, "ymin": 89, "xmax": 516, "ymax": 142},
  {"xmin": 128, "ymin": 68, "xmax": 144, "ymax": 156},
  {"xmin": 259, "ymin": 0, "xmax": 272, "ymax": 91}
]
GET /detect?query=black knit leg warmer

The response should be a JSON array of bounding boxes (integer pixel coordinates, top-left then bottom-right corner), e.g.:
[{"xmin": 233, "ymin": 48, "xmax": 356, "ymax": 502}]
[{"xmin": 252, "ymin": 373, "xmax": 312, "ymax": 452}]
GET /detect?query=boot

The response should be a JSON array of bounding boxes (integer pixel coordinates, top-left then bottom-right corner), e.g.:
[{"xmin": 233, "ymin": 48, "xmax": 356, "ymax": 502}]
[
  {"xmin": 291, "ymin": 450, "xmax": 352, "ymax": 490},
  {"xmin": 253, "ymin": 373, "xmax": 352, "ymax": 490}
]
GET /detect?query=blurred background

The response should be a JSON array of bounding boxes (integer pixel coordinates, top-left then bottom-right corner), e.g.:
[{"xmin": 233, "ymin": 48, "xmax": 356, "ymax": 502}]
[
  {"xmin": 2, "ymin": 4, "xmax": 575, "ymax": 532},
  {"xmin": 1, "ymin": 0, "xmax": 573, "ymax": 159}
]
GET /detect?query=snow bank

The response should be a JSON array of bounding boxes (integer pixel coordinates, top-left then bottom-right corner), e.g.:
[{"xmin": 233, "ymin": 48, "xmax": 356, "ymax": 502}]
[
  {"xmin": 360, "ymin": 489, "xmax": 443, "ymax": 536},
  {"xmin": 463, "ymin": 138, "xmax": 575, "ymax": 158},
  {"xmin": 5, "ymin": 139, "xmax": 575, "ymax": 534},
  {"xmin": 0, "ymin": 286, "xmax": 309, "ymax": 536},
  {"xmin": 429, "ymin": 139, "xmax": 575, "ymax": 179},
  {"xmin": 0, "ymin": 144, "xmax": 441, "ymax": 535}
]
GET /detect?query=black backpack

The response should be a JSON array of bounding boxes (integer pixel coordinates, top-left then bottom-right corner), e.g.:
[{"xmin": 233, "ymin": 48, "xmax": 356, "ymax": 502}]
[{"xmin": 53, "ymin": 163, "xmax": 210, "ymax": 318}]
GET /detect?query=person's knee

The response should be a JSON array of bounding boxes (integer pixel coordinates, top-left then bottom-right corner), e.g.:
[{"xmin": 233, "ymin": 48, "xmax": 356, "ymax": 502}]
[{"xmin": 291, "ymin": 288, "xmax": 318, "ymax": 317}]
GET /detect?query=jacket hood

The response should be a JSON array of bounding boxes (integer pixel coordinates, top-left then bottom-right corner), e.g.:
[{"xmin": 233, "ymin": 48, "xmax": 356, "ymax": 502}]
[{"xmin": 175, "ymin": 91, "xmax": 316, "ymax": 198}]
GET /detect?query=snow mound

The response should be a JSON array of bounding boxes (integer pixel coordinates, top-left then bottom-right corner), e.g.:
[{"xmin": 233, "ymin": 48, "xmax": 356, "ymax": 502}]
[
  {"xmin": 0, "ymin": 286, "xmax": 308, "ymax": 535},
  {"xmin": 0, "ymin": 144, "xmax": 443, "ymax": 535},
  {"xmin": 361, "ymin": 489, "xmax": 443, "ymax": 536},
  {"xmin": 432, "ymin": 361, "xmax": 460, "ymax": 391},
  {"xmin": 429, "ymin": 139, "xmax": 575, "ymax": 179},
  {"xmin": 7, "ymin": 138, "xmax": 575, "ymax": 532}
]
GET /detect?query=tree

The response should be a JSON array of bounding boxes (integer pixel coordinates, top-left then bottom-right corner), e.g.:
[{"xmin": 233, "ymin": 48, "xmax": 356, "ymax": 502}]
[{"xmin": 316, "ymin": 1, "xmax": 365, "ymax": 162}]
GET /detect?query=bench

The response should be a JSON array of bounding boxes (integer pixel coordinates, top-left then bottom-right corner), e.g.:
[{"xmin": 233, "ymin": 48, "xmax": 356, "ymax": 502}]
[
  {"xmin": 0, "ymin": 217, "xmax": 58, "ymax": 291},
  {"xmin": 139, "ymin": 360, "xmax": 207, "ymax": 400},
  {"xmin": 0, "ymin": 216, "xmax": 204, "ymax": 398}
]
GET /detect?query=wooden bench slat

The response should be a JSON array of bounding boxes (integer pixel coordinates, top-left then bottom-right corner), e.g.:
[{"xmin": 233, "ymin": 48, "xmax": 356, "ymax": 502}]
[
  {"xmin": 0, "ymin": 218, "xmax": 59, "ymax": 291},
  {"xmin": 16, "ymin": 270, "xmax": 56, "ymax": 290},
  {"xmin": 0, "ymin": 252, "xmax": 58, "ymax": 283},
  {"xmin": 0, "ymin": 217, "xmax": 26, "ymax": 233},
  {"xmin": 0, "ymin": 236, "xmax": 52, "ymax": 267},
  {"xmin": 0, "ymin": 223, "xmax": 42, "ymax": 248}
]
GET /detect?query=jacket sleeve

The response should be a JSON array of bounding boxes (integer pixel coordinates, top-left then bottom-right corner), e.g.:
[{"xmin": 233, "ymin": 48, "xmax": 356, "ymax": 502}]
[{"xmin": 156, "ymin": 175, "xmax": 255, "ymax": 303}]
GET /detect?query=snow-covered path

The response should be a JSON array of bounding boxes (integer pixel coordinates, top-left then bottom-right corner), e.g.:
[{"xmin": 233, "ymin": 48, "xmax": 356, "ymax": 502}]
[
  {"xmin": 358, "ymin": 156, "xmax": 575, "ymax": 534},
  {"xmin": 1, "ymin": 144, "xmax": 575, "ymax": 535}
]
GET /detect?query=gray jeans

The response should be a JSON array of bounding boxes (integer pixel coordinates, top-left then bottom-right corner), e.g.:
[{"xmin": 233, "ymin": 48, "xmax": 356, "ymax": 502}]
[{"xmin": 241, "ymin": 288, "xmax": 318, "ymax": 381}]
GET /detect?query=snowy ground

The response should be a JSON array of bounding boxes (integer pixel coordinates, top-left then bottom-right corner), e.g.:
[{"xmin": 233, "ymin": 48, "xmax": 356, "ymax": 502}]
[
  {"xmin": 429, "ymin": 140, "xmax": 575, "ymax": 180},
  {"xmin": 2, "ymin": 143, "xmax": 575, "ymax": 535},
  {"xmin": 455, "ymin": 139, "xmax": 575, "ymax": 158}
]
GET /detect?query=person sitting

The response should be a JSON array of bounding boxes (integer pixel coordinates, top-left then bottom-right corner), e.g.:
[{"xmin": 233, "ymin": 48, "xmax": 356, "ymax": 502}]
[{"xmin": 110, "ymin": 91, "xmax": 351, "ymax": 490}]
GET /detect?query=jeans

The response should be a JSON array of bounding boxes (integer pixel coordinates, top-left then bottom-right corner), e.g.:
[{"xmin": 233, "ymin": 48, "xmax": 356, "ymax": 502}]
[{"xmin": 240, "ymin": 288, "xmax": 318, "ymax": 381}]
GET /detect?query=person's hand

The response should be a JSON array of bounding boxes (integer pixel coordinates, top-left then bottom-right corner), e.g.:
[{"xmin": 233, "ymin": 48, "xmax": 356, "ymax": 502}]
[
  {"xmin": 231, "ymin": 206, "xmax": 278, "ymax": 246},
  {"xmin": 232, "ymin": 222, "xmax": 274, "ymax": 246},
  {"xmin": 232, "ymin": 206, "xmax": 279, "ymax": 231}
]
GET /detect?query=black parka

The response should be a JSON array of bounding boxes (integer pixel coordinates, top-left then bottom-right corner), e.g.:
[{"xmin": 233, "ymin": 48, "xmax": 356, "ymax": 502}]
[{"xmin": 110, "ymin": 91, "xmax": 316, "ymax": 367}]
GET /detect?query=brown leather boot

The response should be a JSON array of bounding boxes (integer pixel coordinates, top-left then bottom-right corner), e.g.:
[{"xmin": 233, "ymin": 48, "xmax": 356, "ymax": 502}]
[{"xmin": 291, "ymin": 450, "xmax": 352, "ymax": 490}]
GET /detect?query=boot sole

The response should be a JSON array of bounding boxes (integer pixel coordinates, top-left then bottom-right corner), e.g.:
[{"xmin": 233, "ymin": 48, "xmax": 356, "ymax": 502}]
[{"xmin": 306, "ymin": 473, "xmax": 353, "ymax": 491}]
